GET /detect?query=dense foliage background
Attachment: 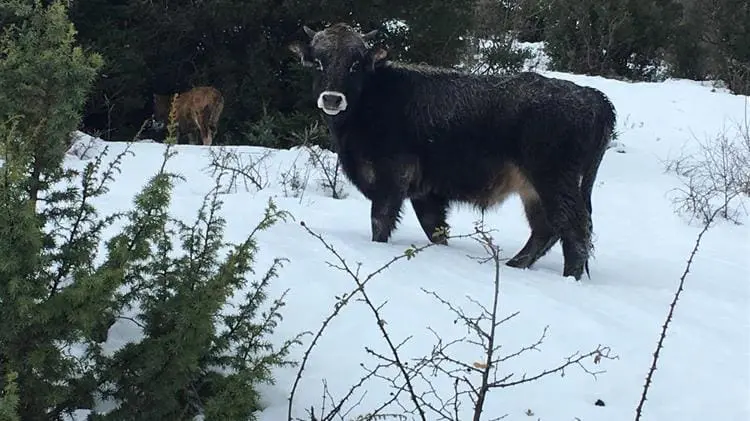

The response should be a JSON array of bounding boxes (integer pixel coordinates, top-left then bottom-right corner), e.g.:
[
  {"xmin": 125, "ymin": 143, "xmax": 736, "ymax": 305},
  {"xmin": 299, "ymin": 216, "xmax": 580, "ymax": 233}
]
[{"xmin": 63, "ymin": 0, "xmax": 748, "ymax": 147}]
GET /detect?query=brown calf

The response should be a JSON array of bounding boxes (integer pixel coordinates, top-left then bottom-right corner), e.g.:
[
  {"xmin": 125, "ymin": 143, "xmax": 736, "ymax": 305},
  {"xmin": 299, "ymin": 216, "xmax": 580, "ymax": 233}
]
[{"xmin": 151, "ymin": 86, "xmax": 225, "ymax": 146}]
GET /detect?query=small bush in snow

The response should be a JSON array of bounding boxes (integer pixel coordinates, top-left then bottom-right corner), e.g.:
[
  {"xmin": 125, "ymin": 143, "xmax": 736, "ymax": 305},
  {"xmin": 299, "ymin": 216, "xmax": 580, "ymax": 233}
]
[
  {"xmin": 305, "ymin": 145, "xmax": 347, "ymax": 199},
  {"xmin": 90, "ymin": 145, "xmax": 302, "ymax": 420},
  {"xmin": 206, "ymin": 146, "xmax": 272, "ymax": 194},
  {"xmin": 279, "ymin": 162, "xmax": 311, "ymax": 199},
  {"xmin": 665, "ymin": 115, "xmax": 750, "ymax": 225}
]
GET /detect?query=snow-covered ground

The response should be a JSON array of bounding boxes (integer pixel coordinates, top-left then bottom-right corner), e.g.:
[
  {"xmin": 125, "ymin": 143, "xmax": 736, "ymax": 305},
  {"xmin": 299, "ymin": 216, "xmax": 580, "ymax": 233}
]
[{"xmin": 62, "ymin": 65, "xmax": 749, "ymax": 421}]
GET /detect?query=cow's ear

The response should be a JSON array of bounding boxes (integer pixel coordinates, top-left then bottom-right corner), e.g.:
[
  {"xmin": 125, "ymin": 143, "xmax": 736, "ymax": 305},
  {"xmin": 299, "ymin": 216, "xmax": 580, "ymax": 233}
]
[
  {"xmin": 367, "ymin": 45, "xmax": 388, "ymax": 70},
  {"xmin": 289, "ymin": 41, "xmax": 314, "ymax": 67}
]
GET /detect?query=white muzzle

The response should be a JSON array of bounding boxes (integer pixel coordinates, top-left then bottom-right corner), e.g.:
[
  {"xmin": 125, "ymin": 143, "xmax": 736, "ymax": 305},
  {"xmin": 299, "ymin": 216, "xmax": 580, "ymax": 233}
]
[{"xmin": 317, "ymin": 90, "xmax": 348, "ymax": 116}]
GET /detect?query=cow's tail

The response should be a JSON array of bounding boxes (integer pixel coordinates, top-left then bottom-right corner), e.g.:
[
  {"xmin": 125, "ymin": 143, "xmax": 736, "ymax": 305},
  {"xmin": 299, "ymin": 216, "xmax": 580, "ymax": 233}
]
[
  {"xmin": 579, "ymin": 93, "xmax": 616, "ymax": 278},
  {"xmin": 581, "ymin": 94, "xmax": 616, "ymax": 216}
]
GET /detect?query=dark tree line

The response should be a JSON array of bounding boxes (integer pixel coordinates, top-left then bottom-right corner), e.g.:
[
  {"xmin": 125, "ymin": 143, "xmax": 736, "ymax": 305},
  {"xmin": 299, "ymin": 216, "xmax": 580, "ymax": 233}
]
[
  {"xmin": 65, "ymin": 0, "xmax": 747, "ymax": 147},
  {"xmin": 68, "ymin": 0, "xmax": 476, "ymax": 146},
  {"xmin": 477, "ymin": 0, "xmax": 748, "ymax": 92}
]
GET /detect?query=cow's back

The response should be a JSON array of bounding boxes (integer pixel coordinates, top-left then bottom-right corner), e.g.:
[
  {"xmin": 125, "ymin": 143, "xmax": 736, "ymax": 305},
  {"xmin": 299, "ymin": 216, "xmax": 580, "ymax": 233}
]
[{"xmin": 334, "ymin": 66, "xmax": 612, "ymax": 202}]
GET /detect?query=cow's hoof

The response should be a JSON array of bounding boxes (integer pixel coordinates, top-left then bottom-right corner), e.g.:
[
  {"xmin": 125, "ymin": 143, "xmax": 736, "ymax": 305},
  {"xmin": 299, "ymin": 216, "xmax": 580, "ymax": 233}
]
[
  {"xmin": 371, "ymin": 235, "xmax": 389, "ymax": 243},
  {"xmin": 562, "ymin": 266, "xmax": 584, "ymax": 281},
  {"xmin": 506, "ymin": 255, "xmax": 530, "ymax": 269},
  {"xmin": 430, "ymin": 235, "xmax": 448, "ymax": 246}
]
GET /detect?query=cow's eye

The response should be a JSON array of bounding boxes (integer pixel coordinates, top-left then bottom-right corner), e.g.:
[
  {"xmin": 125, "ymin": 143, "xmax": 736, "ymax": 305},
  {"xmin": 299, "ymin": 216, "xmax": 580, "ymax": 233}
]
[{"xmin": 350, "ymin": 61, "xmax": 360, "ymax": 73}]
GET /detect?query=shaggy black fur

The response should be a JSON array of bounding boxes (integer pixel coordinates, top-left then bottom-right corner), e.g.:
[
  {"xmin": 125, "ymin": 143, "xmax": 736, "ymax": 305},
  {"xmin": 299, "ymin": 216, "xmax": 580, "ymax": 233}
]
[{"xmin": 289, "ymin": 23, "xmax": 617, "ymax": 281}]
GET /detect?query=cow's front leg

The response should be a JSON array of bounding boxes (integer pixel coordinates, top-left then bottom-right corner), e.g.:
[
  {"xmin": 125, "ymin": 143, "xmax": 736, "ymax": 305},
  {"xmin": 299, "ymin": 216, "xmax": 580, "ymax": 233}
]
[{"xmin": 370, "ymin": 190, "xmax": 405, "ymax": 243}]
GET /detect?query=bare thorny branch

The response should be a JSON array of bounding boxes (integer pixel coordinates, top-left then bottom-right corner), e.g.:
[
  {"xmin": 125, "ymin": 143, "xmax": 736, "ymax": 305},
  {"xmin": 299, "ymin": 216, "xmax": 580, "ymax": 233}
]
[
  {"xmin": 636, "ymin": 105, "xmax": 749, "ymax": 419},
  {"xmin": 205, "ymin": 146, "xmax": 271, "ymax": 193},
  {"xmin": 288, "ymin": 222, "xmax": 476, "ymax": 421},
  {"xmin": 413, "ymin": 221, "xmax": 616, "ymax": 421},
  {"xmin": 634, "ymin": 197, "xmax": 727, "ymax": 420},
  {"xmin": 290, "ymin": 220, "xmax": 617, "ymax": 421}
]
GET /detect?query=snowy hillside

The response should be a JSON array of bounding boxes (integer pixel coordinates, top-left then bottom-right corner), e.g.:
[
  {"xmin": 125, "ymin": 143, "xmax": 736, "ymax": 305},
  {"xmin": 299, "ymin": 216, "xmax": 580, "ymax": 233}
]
[{"xmin": 63, "ymin": 68, "xmax": 750, "ymax": 421}]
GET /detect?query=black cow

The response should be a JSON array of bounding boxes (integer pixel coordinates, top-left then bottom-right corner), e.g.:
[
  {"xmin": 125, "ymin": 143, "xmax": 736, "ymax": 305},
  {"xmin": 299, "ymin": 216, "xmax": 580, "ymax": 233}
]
[{"xmin": 288, "ymin": 23, "xmax": 617, "ymax": 281}]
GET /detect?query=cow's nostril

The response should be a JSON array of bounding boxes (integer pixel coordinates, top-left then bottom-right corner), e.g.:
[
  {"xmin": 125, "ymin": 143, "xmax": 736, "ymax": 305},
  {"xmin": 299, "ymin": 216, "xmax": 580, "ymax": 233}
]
[{"xmin": 323, "ymin": 94, "xmax": 342, "ymax": 107}]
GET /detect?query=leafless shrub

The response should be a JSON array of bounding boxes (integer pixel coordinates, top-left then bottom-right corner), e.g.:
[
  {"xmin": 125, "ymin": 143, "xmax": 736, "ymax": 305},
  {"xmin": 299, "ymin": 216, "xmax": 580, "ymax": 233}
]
[
  {"xmin": 280, "ymin": 119, "xmax": 343, "ymax": 200},
  {"xmin": 278, "ymin": 162, "xmax": 312, "ymax": 199},
  {"xmin": 66, "ymin": 116, "xmax": 153, "ymax": 160},
  {"xmin": 288, "ymin": 118, "xmax": 330, "ymax": 148},
  {"xmin": 205, "ymin": 146, "xmax": 271, "ymax": 194},
  {"xmin": 66, "ymin": 134, "xmax": 104, "ymax": 161},
  {"xmin": 664, "ymin": 110, "xmax": 750, "ymax": 225},
  {"xmin": 305, "ymin": 144, "xmax": 347, "ymax": 199},
  {"xmin": 463, "ymin": 0, "xmax": 537, "ymax": 76},
  {"xmin": 412, "ymin": 222, "xmax": 615, "ymax": 421},
  {"xmin": 288, "ymin": 221, "xmax": 617, "ymax": 421}
]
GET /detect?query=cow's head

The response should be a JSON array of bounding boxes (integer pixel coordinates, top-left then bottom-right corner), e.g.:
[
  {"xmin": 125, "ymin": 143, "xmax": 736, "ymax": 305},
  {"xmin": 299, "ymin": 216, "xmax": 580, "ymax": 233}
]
[{"xmin": 289, "ymin": 23, "xmax": 388, "ymax": 117}]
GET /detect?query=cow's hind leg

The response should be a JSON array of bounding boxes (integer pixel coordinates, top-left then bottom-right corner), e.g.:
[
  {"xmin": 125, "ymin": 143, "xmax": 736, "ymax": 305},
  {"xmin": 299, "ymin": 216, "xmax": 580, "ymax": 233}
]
[
  {"xmin": 506, "ymin": 189, "xmax": 559, "ymax": 269},
  {"xmin": 537, "ymin": 180, "xmax": 592, "ymax": 280},
  {"xmin": 411, "ymin": 192, "xmax": 450, "ymax": 245},
  {"xmin": 559, "ymin": 196, "xmax": 592, "ymax": 280}
]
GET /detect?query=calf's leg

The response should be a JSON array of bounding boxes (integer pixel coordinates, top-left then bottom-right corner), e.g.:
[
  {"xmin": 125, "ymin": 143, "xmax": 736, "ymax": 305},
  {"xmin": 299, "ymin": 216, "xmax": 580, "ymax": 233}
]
[{"xmin": 192, "ymin": 113, "xmax": 210, "ymax": 145}]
